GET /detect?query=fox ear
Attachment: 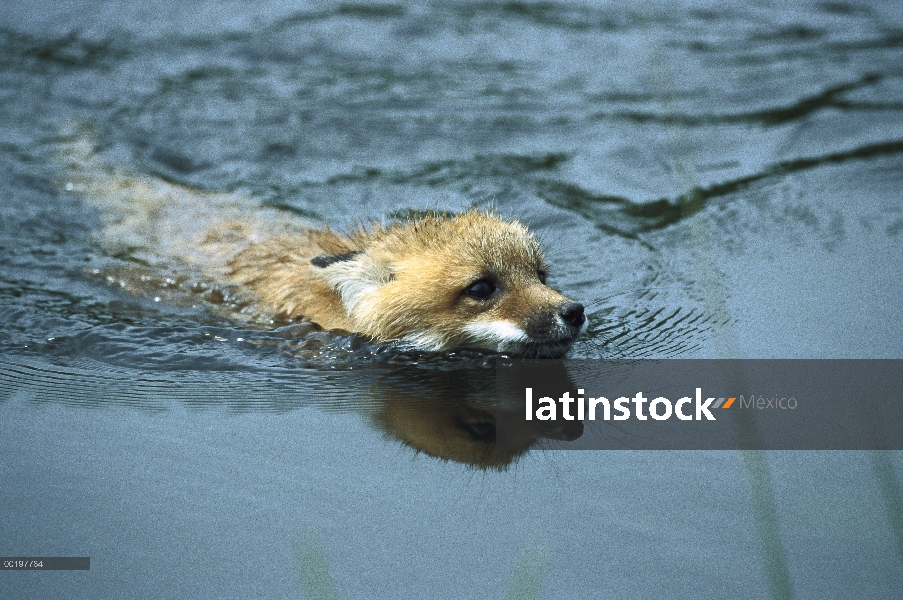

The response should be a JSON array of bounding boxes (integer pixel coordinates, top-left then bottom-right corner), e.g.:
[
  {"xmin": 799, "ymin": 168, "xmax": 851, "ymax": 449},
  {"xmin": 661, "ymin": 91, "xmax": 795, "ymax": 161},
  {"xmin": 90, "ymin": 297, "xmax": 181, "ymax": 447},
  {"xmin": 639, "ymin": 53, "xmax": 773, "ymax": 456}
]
[
  {"xmin": 311, "ymin": 252, "xmax": 394, "ymax": 313},
  {"xmin": 310, "ymin": 251, "xmax": 360, "ymax": 268}
]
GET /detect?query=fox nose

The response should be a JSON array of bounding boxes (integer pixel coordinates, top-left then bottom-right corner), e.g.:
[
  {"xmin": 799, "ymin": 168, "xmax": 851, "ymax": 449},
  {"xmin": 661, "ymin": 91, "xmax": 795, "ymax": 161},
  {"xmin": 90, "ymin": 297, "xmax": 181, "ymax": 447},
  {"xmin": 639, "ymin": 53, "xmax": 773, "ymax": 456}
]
[{"xmin": 560, "ymin": 302, "xmax": 585, "ymax": 328}]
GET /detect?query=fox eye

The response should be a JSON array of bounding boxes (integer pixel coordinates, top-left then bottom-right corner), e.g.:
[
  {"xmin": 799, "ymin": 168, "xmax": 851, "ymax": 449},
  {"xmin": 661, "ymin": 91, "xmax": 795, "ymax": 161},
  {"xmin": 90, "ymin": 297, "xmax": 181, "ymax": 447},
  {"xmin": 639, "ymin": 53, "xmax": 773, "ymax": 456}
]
[
  {"xmin": 538, "ymin": 271, "xmax": 546, "ymax": 284},
  {"xmin": 463, "ymin": 279, "xmax": 496, "ymax": 300},
  {"xmin": 461, "ymin": 421, "xmax": 496, "ymax": 442}
]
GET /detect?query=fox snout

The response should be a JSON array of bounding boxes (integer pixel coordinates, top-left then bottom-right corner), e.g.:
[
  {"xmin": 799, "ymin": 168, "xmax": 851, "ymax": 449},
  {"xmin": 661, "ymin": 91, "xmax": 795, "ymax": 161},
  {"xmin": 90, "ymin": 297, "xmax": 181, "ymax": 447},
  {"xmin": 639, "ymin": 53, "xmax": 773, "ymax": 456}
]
[
  {"xmin": 525, "ymin": 301, "xmax": 585, "ymax": 339},
  {"xmin": 560, "ymin": 302, "xmax": 586, "ymax": 329}
]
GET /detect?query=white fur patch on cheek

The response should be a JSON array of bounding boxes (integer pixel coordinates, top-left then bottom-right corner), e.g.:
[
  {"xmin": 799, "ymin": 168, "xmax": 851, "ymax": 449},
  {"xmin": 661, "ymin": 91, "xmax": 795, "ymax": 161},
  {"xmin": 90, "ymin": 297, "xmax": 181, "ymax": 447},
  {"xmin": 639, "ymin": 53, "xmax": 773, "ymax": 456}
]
[
  {"xmin": 397, "ymin": 330, "xmax": 449, "ymax": 352},
  {"xmin": 462, "ymin": 321, "xmax": 529, "ymax": 345}
]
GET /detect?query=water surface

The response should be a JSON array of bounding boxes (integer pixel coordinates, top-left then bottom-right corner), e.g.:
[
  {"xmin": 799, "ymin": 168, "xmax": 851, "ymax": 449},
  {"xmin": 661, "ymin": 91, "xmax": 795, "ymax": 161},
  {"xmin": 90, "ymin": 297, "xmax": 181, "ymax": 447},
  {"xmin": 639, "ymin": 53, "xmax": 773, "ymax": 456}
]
[{"xmin": 2, "ymin": 1, "xmax": 902, "ymax": 598}]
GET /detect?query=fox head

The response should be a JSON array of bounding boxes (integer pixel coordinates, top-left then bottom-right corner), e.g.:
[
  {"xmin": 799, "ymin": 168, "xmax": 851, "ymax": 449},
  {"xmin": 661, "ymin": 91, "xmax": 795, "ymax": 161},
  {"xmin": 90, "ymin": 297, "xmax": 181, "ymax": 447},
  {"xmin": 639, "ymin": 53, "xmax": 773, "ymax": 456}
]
[{"xmin": 313, "ymin": 212, "xmax": 585, "ymax": 358}]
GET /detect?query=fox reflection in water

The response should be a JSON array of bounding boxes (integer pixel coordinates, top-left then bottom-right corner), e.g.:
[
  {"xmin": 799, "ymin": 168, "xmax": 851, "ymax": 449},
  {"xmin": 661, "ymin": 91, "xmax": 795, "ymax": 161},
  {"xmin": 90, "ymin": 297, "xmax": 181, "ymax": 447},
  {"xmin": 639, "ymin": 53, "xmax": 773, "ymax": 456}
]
[
  {"xmin": 368, "ymin": 363, "xmax": 583, "ymax": 469},
  {"xmin": 58, "ymin": 124, "xmax": 586, "ymax": 468}
]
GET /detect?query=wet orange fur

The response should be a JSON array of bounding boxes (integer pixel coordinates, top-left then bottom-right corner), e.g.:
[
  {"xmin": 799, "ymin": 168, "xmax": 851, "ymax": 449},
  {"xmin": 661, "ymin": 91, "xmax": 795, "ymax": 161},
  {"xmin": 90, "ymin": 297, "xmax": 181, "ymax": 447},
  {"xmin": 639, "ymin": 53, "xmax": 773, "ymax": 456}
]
[{"xmin": 60, "ymin": 127, "xmax": 585, "ymax": 355}]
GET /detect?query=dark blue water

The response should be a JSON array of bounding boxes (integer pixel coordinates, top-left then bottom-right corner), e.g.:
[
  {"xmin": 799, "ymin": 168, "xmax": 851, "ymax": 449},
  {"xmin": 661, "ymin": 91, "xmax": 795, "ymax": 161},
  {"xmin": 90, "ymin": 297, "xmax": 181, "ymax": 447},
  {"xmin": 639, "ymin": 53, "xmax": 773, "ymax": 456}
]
[{"xmin": 2, "ymin": 1, "xmax": 903, "ymax": 598}]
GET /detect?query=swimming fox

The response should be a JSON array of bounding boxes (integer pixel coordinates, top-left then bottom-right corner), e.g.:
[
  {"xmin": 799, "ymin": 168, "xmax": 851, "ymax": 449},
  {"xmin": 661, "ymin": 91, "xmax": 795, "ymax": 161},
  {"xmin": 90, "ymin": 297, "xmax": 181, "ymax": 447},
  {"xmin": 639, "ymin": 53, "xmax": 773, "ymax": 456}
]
[{"xmin": 59, "ymin": 128, "xmax": 585, "ymax": 357}]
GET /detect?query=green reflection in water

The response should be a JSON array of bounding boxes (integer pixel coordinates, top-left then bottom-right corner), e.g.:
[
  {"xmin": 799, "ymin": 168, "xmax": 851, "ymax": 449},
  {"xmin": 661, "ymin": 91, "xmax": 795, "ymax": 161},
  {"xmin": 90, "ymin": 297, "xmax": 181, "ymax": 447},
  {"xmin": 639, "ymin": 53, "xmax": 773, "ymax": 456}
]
[
  {"xmin": 294, "ymin": 538, "xmax": 339, "ymax": 600},
  {"xmin": 504, "ymin": 549, "xmax": 545, "ymax": 600}
]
